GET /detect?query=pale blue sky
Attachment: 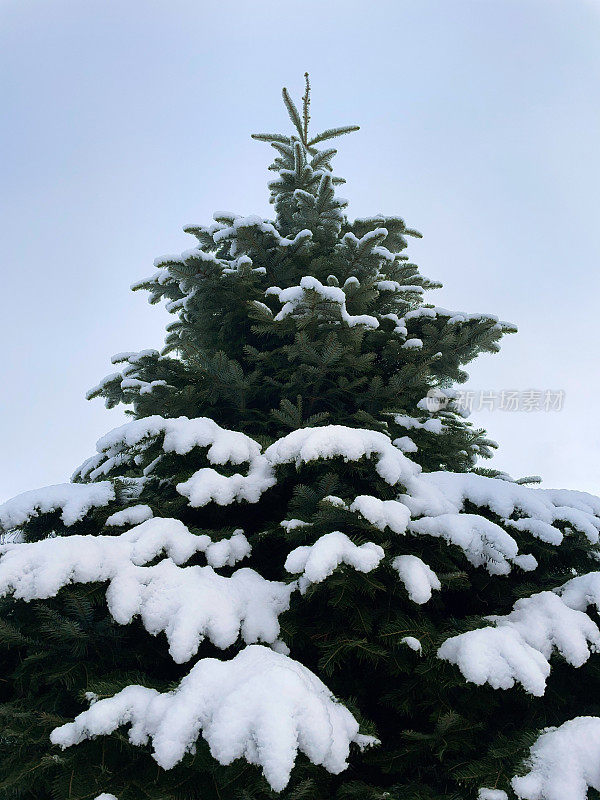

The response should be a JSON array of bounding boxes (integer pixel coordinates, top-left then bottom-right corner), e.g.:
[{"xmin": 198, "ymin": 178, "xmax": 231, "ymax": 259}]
[{"xmin": 1, "ymin": 0, "xmax": 599, "ymax": 500}]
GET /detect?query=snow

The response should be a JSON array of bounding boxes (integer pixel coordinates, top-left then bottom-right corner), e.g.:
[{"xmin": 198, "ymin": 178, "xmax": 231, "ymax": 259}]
[
  {"xmin": 490, "ymin": 592, "xmax": 600, "ymax": 667},
  {"xmin": 402, "ymin": 306, "xmax": 503, "ymax": 328},
  {"xmin": 371, "ymin": 245, "xmax": 395, "ymax": 262},
  {"xmin": 120, "ymin": 378, "xmax": 167, "ymax": 395},
  {"xmin": 265, "ymin": 425, "xmax": 422, "ymax": 487},
  {"xmin": 512, "ymin": 553, "xmax": 538, "ymax": 572},
  {"xmin": 86, "ymin": 372, "xmax": 122, "ymax": 399},
  {"xmin": 0, "ymin": 519, "xmax": 289, "ymax": 663},
  {"xmin": 439, "ymin": 591, "xmax": 600, "ymax": 695},
  {"xmin": 503, "ymin": 518, "xmax": 564, "ymax": 546},
  {"xmin": 380, "ymin": 313, "xmax": 408, "ymax": 336},
  {"xmin": 95, "ymin": 795, "xmax": 118, "ymax": 800},
  {"xmin": 251, "ymin": 300, "xmax": 274, "ymax": 316},
  {"xmin": 402, "ymin": 472, "xmax": 600, "ymax": 544},
  {"xmin": 280, "ymin": 518, "xmax": 311, "ymax": 531},
  {"xmin": 202, "ymin": 530, "xmax": 252, "ymax": 568},
  {"xmin": 97, "ymin": 415, "xmax": 262, "ymax": 466},
  {"xmin": 266, "ymin": 276, "xmax": 379, "ymax": 329},
  {"xmin": 105, "ymin": 562, "xmax": 291, "ymax": 662},
  {"xmin": 76, "ymin": 415, "xmax": 264, "ymax": 479},
  {"xmin": 393, "ymin": 414, "xmax": 444, "ymax": 434},
  {"xmin": 556, "ymin": 571, "xmax": 600, "ymax": 613},
  {"xmin": 285, "ymin": 532, "xmax": 384, "ymax": 593},
  {"xmin": 478, "ymin": 790, "xmax": 508, "ymax": 800},
  {"xmin": 439, "ymin": 625, "xmax": 551, "ymax": 696},
  {"xmin": 409, "ymin": 514, "xmax": 519, "ymax": 575},
  {"xmin": 105, "ymin": 505, "xmax": 153, "ymax": 526},
  {"xmin": 324, "ymin": 495, "xmax": 348, "ymax": 508},
  {"xmin": 51, "ymin": 645, "xmax": 375, "ymax": 792},
  {"xmin": 392, "ymin": 555, "xmax": 441, "ymax": 604},
  {"xmin": 402, "ymin": 338, "xmax": 423, "ymax": 350},
  {"xmin": 212, "ymin": 215, "xmax": 312, "ymax": 251},
  {"xmin": 0, "ymin": 482, "xmax": 115, "ymax": 531},
  {"xmin": 401, "ymin": 636, "xmax": 422, "ymax": 652},
  {"xmin": 5, "ymin": 413, "xmax": 600, "ymax": 787},
  {"xmin": 74, "ymin": 416, "xmax": 276, "ymax": 506},
  {"xmin": 350, "ymin": 495, "xmax": 411, "ymax": 535},
  {"xmin": 511, "ymin": 717, "xmax": 600, "ymax": 800},
  {"xmin": 176, "ymin": 458, "xmax": 274, "ymax": 507},
  {"xmin": 343, "ymin": 276, "xmax": 360, "ymax": 288},
  {"xmin": 392, "ymin": 436, "xmax": 418, "ymax": 453}
]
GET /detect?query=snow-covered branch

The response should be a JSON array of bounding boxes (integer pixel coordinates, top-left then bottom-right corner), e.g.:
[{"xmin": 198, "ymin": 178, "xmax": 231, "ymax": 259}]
[
  {"xmin": 439, "ymin": 591, "xmax": 600, "ymax": 696},
  {"xmin": 51, "ymin": 645, "xmax": 376, "ymax": 792}
]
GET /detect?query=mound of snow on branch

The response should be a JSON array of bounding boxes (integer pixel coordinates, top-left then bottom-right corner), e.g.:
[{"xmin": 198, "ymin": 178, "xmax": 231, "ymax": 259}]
[
  {"xmin": 403, "ymin": 472, "xmax": 600, "ymax": 544},
  {"xmin": 392, "ymin": 554, "xmax": 441, "ymax": 604},
  {"xmin": 439, "ymin": 591, "xmax": 600, "ymax": 696},
  {"xmin": 51, "ymin": 645, "xmax": 377, "ymax": 792},
  {"xmin": 0, "ymin": 519, "xmax": 290, "ymax": 663},
  {"xmin": 266, "ymin": 276, "xmax": 379, "ymax": 329},
  {"xmin": 0, "ymin": 482, "xmax": 114, "ymax": 531},
  {"xmin": 285, "ymin": 532, "xmax": 384, "ymax": 592},
  {"xmin": 409, "ymin": 514, "xmax": 519, "ymax": 576},
  {"xmin": 556, "ymin": 571, "xmax": 600, "ymax": 612},
  {"xmin": 106, "ymin": 504, "xmax": 153, "ymax": 526},
  {"xmin": 75, "ymin": 416, "xmax": 276, "ymax": 506},
  {"xmin": 511, "ymin": 716, "xmax": 600, "ymax": 800},
  {"xmin": 478, "ymin": 790, "xmax": 508, "ymax": 800},
  {"xmin": 350, "ymin": 495, "xmax": 411, "ymax": 534},
  {"xmin": 265, "ymin": 425, "xmax": 421, "ymax": 486}
]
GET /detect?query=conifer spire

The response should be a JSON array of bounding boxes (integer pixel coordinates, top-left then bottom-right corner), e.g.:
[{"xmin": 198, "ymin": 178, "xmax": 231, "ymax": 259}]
[
  {"xmin": 302, "ymin": 72, "xmax": 311, "ymax": 145},
  {"xmin": 251, "ymin": 74, "xmax": 359, "ymax": 153}
]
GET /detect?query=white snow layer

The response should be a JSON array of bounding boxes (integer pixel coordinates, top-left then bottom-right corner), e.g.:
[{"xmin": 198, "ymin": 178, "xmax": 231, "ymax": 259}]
[
  {"xmin": 266, "ymin": 276, "xmax": 379, "ymax": 329},
  {"xmin": 285, "ymin": 532, "xmax": 384, "ymax": 592},
  {"xmin": 105, "ymin": 505, "xmax": 153, "ymax": 526},
  {"xmin": 75, "ymin": 415, "xmax": 276, "ymax": 506},
  {"xmin": 60, "ymin": 419, "xmax": 600, "ymax": 573},
  {"xmin": 4, "ymin": 417, "xmax": 600, "ymax": 783},
  {"xmin": 264, "ymin": 425, "xmax": 421, "ymax": 487},
  {"xmin": 401, "ymin": 636, "xmax": 422, "ymax": 652},
  {"xmin": 394, "ymin": 414, "xmax": 444, "ymax": 434},
  {"xmin": 408, "ymin": 514, "xmax": 519, "ymax": 576},
  {"xmin": 511, "ymin": 717, "xmax": 600, "ymax": 800},
  {"xmin": 392, "ymin": 555, "xmax": 441, "ymax": 604},
  {"xmin": 350, "ymin": 495, "xmax": 411, "ymax": 534},
  {"xmin": 438, "ymin": 591, "xmax": 600, "ymax": 696},
  {"xmin": 478, "ymin": 790, "xmax": 508, "ymax": 800},
  {"xmin": 402, "ymin": 472, "xmax": 600, "ymax": 544},
  {"xmin": 0, "ymin": 518, "xmax": 291, "ymax": 663},
  {"xmin": 556, "ymin": 571, "xmax": 600, "ymax": 613},
  {"xmin": 72, "ymin": 420, "xmax": 423, "ymax": 516},
  {"xmin": 50, "ymin": 645, "xmax": 375, "ymax": 792},
  {"xmin": 0, "ymin": 482, "xmax": 115, "ymax": 531}
]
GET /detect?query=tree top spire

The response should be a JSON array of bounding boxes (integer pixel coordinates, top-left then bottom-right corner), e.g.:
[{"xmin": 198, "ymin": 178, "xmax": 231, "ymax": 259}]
[{"xmin": 252, "ymin": 75, "xmax": 360, "ymax": 151}]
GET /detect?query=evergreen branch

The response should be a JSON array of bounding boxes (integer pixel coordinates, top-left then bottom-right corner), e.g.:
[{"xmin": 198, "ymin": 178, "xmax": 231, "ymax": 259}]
[
  {"xmin": 308, "ymin": 125, "xmax": 360, "ymax": 146},
  {"xmin": 250, "ymin": 133, "xmax": 290, "ymax": 143},
  {"xmin": 281, "ymin": 87, "xmax": 305, "ymax": 141},
  {"xmin": 302, "ymin": 72, "xmax": 311, "ymax": 145}
]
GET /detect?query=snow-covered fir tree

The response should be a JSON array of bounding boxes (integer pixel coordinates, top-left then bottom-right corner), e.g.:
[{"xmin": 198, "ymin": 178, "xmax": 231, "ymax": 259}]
[{"xmin": 2, "ymin": 76, "xmax": 600, "ymax": 800}]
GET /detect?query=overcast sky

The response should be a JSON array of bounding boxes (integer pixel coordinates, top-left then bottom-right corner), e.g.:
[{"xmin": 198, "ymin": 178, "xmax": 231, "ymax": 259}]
[{"xmin": 1, "ymin": 0, "xmax": 599, "ymax": 501}]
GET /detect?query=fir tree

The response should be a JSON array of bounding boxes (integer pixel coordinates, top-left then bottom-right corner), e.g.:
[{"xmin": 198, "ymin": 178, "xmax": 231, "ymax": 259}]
[{"xmin": 1, "ymin": 76, "xmax": 600, "ymax": 800}]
